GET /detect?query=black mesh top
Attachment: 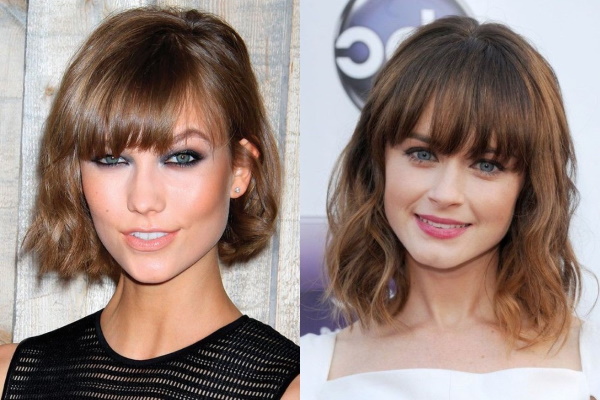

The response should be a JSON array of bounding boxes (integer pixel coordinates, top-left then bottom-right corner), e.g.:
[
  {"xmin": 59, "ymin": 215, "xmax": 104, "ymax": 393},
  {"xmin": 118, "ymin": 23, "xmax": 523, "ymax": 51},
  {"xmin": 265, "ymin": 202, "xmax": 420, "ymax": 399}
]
[{"xmin": 2, "ymin": 310, "xmax": 299, "ymax": 399}]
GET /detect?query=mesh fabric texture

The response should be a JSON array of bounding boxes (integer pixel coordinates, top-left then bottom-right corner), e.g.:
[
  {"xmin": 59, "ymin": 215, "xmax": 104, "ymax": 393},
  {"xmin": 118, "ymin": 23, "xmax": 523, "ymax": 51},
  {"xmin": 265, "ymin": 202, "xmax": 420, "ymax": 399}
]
[{"xmin": 2, "ymin": 311, "xmax": 299, "ymax": 399}]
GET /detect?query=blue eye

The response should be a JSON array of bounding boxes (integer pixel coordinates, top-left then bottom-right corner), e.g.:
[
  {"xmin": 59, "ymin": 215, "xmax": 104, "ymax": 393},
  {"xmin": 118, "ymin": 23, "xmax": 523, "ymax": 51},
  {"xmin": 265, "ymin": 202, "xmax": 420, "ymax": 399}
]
[
  {"xmin": 405, "ymin": 148, "xmax": 436, "ymax": 163},
  {"xmin": 478, "ymin": 161, "xmax": 495, "ymax": 172},
  {"xmin": 415, "ymin": 150, "xmax": 433, "ymax": 161},
  {"xmin": 474, "ymin": 160, "xmax": 504, "ymax": 175},
  {"xmin": 172, "ymin": 154, "xmax": 193, "ymax": 163},
  {"xmin": 95, "ymin": 155, "xmax": 125, "ymax": 166},
  {"xmin": 164, "ymin": 150, "xmax": 201, "ymax": 166}
]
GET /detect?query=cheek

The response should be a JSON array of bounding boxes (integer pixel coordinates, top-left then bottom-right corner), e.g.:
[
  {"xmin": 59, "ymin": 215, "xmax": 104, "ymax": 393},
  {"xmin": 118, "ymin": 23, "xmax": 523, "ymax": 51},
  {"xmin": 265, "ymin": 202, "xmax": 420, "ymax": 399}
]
[
  {"xmin": 81, "ymin": 169, "xmax": 114, "ymax": 218},
  {"xmin": 177, "ymin": 183, "xmax": 228, "ymax": 215},
  {"xmin": 172, "ymin": 170, "xmax": 232, "ymax": 228},
  {"xmin": 81, "ymin": 178, "xmax": 123, "ymax": 248},
  {"xmin": 384, "ymin": 165, "xmax": 425, "ymax": 212},
  {"xmin": 475, "ymin": 180, "xmax": 522, "ymax": 232},
  {"xmin": 383, "ymin": 169, "xmax": 419, "ymax": 241},
  {"xmin": 83, "ymin": 184, "xmax": 106, "ymax": 213}
]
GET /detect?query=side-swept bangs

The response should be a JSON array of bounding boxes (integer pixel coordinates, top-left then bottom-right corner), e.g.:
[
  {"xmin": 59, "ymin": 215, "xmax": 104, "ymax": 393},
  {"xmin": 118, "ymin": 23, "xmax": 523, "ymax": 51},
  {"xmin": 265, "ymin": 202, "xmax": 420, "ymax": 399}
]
[
  {"xmin": 24, "ymin": 7, "xmax": 281, "ymax": 280},
  {"xmin": 68, "ymin": 10, "xmax": 236, "ymax": 161}
]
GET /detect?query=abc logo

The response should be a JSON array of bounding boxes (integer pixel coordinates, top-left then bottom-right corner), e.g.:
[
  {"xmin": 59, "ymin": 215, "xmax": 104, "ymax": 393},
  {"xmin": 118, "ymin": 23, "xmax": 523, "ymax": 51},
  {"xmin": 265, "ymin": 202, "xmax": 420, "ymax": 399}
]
[{"xmin": 334, "ymin": 0, "xmax": 468, "ymax": 108}]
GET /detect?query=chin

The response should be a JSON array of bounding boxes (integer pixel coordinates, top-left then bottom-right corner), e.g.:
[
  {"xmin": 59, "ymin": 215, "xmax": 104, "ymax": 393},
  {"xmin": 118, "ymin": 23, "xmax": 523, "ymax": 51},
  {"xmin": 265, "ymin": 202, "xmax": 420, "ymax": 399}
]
[
  {"xmin": 123, "ymin": 266, "xmax": 180, "ymax": 285},
  {"xmin": 407, "ymin": 253, "xmax": 462, "ymax": 271}
]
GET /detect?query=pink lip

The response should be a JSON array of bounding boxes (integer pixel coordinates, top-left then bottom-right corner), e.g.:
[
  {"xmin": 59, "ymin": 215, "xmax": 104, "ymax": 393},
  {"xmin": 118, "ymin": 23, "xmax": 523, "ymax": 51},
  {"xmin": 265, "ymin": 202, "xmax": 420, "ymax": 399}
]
[
  {"xmin": 415, "ymin": 214, "xmax": 470, "ymax": 239},
  {"xmin": 123, "ymin": 230, "xmax": 178, "ymax": 252}
]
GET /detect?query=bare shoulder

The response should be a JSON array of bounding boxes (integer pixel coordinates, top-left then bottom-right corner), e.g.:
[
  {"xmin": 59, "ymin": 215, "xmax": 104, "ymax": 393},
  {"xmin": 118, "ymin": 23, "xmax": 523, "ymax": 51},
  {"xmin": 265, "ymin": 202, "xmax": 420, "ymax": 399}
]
[
  {"xmin": 0, "ymin": 343, "xmax": 18, "ymax": 394},
  {"xmin": 333, "ymin": 322, "xmax": 364, "ymax": 342},
  {"xmin": 281, "ymin": 375, "xmax": 299, "ymax": 400},
  {"xmin": 558, "ymin": 316, "xmax": 584, "ymax": 367},
  {"xmin": 527, "ymin": 315, "xmax": 583, "ymax": 369},
  {"xmin": 562, "ymin": 315, "xmax": 582, "ymax": 351},
  {"xmin": 329, "ymin": 322, "xmax": 393, "ymax": 379}
]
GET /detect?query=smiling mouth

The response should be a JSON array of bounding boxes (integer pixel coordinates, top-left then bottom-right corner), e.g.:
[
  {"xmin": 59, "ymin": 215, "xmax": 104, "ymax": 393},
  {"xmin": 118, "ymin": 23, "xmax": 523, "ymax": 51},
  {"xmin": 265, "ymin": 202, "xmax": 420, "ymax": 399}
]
[
  {"xmin": 129, "ymin": 232, "xmax": 169, "ymax": 240},
  {"xmin": 417, "ymin": 215, "xmax": 471, "ymax": 229}
]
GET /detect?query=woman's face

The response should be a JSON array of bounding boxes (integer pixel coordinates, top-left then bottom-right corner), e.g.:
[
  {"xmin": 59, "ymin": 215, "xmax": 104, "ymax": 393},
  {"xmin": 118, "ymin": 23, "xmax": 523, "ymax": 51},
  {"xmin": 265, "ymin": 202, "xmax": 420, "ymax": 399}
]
[
  {"xmin": 80, "ymin": 111, "xmax": 252, "ymax": 284},
  {"xmin": 383, "ymin": 106, "xmax": 524, "ymax": 271}
]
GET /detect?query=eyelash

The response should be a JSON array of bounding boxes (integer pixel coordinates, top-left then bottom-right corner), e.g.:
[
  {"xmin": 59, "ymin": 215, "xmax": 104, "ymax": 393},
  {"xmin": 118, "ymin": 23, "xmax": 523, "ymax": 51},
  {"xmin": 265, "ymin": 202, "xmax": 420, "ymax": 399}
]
[
  {"xmin": 162, "ymin": 150, "xmax": 203, "ymax": 167},
  {"xmin": 404, "ymin": 147, "xmax": 437, "ymax": 164},
  {"xmin": 473, "ymin": 159, "xmax": 505, "ymax": 176},
  {"xmin": 403, "ymin": 147, "xmax": 505, "ymax": 176},
  {"xmin": 92, "ymin": 155, "xmax": 126, "ymax": 167},
  {"xmin": 92, "ymin": 150, "xmax": 203, "ymax": 168}
]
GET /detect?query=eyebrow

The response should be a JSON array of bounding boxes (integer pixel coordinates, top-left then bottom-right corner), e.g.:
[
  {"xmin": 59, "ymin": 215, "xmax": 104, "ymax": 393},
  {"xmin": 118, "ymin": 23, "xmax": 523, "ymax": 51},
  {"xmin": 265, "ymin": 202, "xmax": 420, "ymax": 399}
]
[
  {"xmin": 173, "ymin": 128, "xmax": 211, "ymax": 144},
  {"xmin": 407, "ymin": 132, "xmax": 430, "ymax": 143},
  {"xmin": 406, "ymin": 132, "xmax": 498, "ymax": 154}
]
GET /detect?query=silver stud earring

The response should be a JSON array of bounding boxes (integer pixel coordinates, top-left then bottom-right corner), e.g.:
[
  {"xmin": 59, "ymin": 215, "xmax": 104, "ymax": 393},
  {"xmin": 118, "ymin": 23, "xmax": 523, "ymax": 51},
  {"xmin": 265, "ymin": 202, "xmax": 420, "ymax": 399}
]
[{"xmin": 234, "ymin": 187, "xmax": 241, "ymax": 193}]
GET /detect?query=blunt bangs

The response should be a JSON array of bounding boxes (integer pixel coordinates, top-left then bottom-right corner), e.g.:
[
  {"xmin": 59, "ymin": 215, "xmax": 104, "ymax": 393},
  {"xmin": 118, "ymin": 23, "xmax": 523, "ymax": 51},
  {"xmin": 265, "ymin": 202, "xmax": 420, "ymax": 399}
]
[{"xmin": 378, "ymin": 20, "xmax": 550, "ymax": 173}]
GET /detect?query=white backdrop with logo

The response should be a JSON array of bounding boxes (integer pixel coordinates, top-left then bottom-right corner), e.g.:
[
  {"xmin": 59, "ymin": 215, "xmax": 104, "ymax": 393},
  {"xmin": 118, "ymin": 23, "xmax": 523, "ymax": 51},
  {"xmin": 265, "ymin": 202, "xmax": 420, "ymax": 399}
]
[{"xmin": 300, "ymin": 0, "xmax": 600, "ymax": 334}]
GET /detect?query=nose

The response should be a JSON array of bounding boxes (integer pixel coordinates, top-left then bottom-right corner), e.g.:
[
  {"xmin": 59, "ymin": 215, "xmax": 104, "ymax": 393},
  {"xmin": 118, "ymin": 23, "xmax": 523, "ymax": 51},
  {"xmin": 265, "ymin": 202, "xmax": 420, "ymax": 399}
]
[
  {"xmin": 126, "ymin": 165, "xmax": 166, "ymax": 215},
  {"xmin": 427, "ymin": 162, "xmax": 465, "ymax": 208}
]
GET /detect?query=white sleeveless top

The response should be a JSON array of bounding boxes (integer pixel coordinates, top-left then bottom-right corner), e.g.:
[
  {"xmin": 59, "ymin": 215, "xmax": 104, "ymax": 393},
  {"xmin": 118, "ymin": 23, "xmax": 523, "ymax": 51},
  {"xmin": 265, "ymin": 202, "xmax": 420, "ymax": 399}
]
[{"xmin": 300, "ymin": 321, "xmax": 600, "ymax": 399}]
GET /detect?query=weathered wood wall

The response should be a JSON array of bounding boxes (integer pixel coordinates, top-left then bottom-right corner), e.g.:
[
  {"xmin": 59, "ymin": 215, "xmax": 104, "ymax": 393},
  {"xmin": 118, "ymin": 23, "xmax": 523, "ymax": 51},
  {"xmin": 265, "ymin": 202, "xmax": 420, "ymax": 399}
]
[
  {"xmin": 0, "ymin": 0, "xmax": 299, "ymax": 344},
  {"xmin": 0, "ymin": 0, "xmax": 27, "ymax": 345}
]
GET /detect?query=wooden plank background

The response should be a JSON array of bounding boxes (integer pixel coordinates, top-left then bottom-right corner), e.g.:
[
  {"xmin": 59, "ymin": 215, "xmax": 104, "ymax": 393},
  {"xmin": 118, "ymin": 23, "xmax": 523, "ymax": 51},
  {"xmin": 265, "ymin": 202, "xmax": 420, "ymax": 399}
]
[
  {"xmin": 0, "ymin": 0, "xmax": 27, "ymax": 345},
  {"xmin": 0, "ymin": 0, "xmax": 299, "ymax": 344}
]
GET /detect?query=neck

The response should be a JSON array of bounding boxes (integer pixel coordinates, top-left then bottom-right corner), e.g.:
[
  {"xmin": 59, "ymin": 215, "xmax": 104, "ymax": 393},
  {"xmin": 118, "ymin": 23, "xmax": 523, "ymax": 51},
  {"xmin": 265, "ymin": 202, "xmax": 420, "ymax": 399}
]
[
  {"xmin": 400, "ymin": 248, "xmax": 499, "ymax": 330},
  {"xmin": 101, "ymin": 252, "xmax": 241, "ymax": 360}
]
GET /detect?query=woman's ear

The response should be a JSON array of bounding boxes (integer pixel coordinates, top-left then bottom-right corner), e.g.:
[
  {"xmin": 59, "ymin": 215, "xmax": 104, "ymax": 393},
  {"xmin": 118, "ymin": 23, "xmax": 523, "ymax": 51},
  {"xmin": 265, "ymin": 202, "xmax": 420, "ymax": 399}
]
[{"xmin": 230, "ymin": 138, "xmax": 259, "ymax": 198}]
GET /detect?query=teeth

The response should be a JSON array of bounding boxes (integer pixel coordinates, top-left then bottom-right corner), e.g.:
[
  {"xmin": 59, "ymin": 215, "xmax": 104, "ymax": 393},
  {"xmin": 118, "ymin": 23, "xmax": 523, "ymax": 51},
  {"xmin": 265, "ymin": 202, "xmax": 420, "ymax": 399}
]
[
  {"xmin": 130, "ymin": 232, "xmax": 168, "ymax": 240},
  {"xmin": 418, "ymin": 216, "xmax": 468, "ymax": 229}
]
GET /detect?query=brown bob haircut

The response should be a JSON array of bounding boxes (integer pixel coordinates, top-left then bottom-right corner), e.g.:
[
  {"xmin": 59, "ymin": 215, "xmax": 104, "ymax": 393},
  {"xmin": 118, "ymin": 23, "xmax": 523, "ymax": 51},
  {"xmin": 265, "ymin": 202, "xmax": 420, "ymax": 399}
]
[
  {"xmin": 24, "ymin": 7, "xmax": 281, "ymax": 281},
  {"xmin": 327, "ymin": 16, "xmax": 581, "ymax": 345}
]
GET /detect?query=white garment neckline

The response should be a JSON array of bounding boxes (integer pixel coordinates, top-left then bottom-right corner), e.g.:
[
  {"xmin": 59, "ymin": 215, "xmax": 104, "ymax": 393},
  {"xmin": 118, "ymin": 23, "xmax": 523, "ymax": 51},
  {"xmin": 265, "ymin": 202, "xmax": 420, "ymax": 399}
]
[{"xmin": 324, "ymin": 319, "xmax": 594, "ymax": 382}]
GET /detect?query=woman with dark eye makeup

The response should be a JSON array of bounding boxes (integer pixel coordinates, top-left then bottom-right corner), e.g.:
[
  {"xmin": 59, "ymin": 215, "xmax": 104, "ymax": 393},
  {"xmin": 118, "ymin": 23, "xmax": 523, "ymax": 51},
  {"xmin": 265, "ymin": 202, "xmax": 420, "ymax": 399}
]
[
  {"xmin": 0, "ymin": 7, "xmax": 299, "ymax": 399},
  {"xmin": 301, "ymin": 16, "xmax": 599, "ymax": 399}
]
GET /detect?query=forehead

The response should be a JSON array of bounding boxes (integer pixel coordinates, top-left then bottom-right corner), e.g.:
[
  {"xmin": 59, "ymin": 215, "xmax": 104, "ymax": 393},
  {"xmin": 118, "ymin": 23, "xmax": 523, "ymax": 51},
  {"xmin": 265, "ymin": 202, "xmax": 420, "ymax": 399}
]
[{"xmin": 172, "ymin": 107, "xmax": 216, "ymax": 143}]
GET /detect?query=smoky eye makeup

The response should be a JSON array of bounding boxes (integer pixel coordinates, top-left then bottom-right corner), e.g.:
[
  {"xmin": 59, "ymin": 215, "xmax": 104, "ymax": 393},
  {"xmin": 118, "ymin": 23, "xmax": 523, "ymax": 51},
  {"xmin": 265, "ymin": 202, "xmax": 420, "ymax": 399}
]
[
  {"xmin": 89, "ymin": 146, "xmax": 208, "ymax": 169},
  {"xmin": 92, "ymin": 154, "xmax": 127, "ymax": 166},
  {"xmin": 161, "ymin": 149, "xmax": 204, "ymax": 167}
]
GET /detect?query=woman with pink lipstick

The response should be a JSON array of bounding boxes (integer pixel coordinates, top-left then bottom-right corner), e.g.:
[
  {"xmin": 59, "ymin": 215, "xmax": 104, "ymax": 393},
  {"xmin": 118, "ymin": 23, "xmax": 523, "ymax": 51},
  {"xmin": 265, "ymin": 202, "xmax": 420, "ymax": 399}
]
[
  {"xmin": 0, "ymin": 7, "xmax": 298, "ymax": 399},
  {"xmin": 301, "ymin": 16, "xmax": 599, "ymax": 399}
]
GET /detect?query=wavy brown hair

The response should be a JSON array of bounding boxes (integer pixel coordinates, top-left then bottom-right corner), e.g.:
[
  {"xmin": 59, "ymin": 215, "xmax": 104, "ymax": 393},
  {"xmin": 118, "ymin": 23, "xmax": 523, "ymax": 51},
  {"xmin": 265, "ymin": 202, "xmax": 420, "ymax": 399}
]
[
  {"xmin": 23, "ymin": 7, "xmax": 281, "ymax": 281},
  {"xmin": 327, "ymin": 16, "xmax": 581, "ymax": 345}
]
